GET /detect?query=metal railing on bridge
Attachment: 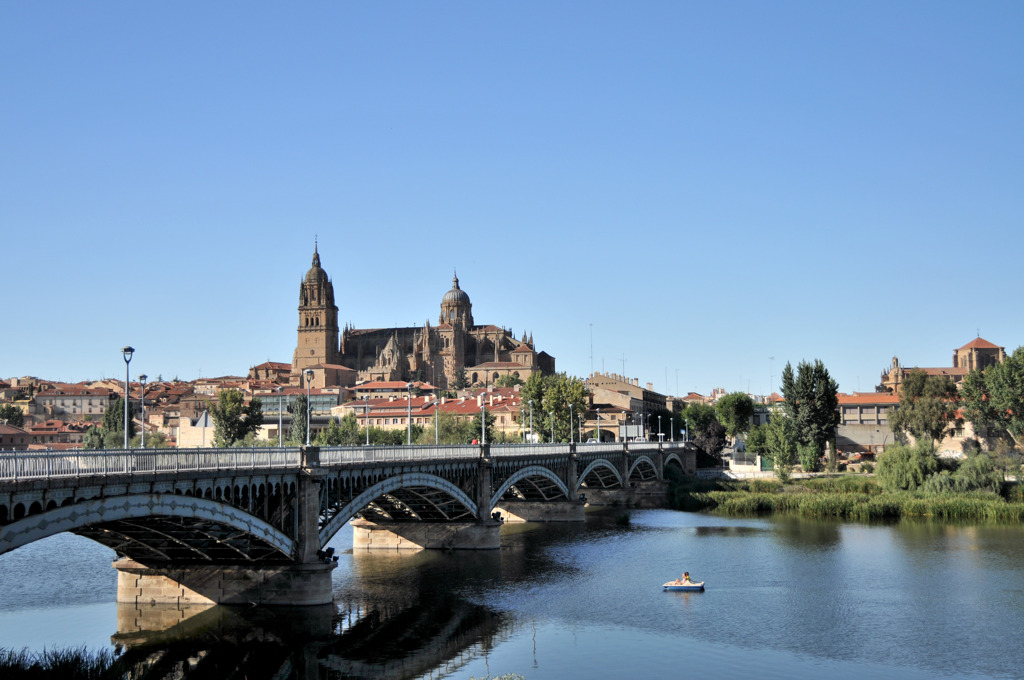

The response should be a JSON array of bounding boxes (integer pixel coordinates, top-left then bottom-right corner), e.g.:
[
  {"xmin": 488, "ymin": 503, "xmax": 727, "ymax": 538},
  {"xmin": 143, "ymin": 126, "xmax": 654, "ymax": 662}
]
[
  {"xmin": 0, "ymin": 448, "xmax": 304, "ymax": 482},
  {"xmin": 489, "ymin": 444, "xmax": 569, "ymax": 456},
  {"xmin": 2, "ymin": 440, "xmax": 690, "ymax": 483},
  {"xmin": 319, "ymin": 445, "xmax": 481, "ymax": 465}
]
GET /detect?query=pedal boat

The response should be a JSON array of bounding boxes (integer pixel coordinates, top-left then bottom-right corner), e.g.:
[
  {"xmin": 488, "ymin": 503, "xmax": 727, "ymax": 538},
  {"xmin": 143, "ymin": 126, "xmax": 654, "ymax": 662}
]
[{"xmin": 663, "ymin": 581, "xmax": 705, "ymax": 591}]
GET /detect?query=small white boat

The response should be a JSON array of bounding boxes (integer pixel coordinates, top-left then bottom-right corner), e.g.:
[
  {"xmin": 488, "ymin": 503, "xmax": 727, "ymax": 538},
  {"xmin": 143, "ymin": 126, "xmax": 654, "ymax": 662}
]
[{"xmin": 662, "ymin": 581, "xmax": 705, "ymax": 592}]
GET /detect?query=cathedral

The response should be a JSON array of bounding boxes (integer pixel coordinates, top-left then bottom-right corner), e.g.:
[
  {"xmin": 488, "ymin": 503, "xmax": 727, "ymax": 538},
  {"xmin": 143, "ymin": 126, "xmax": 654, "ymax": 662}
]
[{"xmin": 290, "ymin": 246, "xmax": 555, "ymax": 389}]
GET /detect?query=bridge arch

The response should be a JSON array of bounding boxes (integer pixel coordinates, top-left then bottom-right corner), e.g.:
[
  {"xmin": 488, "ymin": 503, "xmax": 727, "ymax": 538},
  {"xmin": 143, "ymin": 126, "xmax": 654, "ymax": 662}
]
[
  {"xmin": 490, "ymin": 465, "xmax": 569, "ymax": 509},
  {"xmin": 319, "ymin": 472, "xmax": 479, "ymax": 547},
  {"xmin": 664, "ymin": 452, "xmax": 684, "ymax": 472},
  {"xmin": 577, "ymin": 459, "xmax": 624, "ymax": 490},
  {"xmin": 0, "ymin": 494, "xmax": 294, "ymax": 562},
  {"xmin": 628, "ymin": 455, "xmax": 659, "ymax": 481}
]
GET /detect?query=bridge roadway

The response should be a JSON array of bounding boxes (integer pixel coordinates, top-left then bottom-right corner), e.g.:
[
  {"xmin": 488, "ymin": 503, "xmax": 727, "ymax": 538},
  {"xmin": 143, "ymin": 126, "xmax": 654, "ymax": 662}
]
[{"xmin": 0, "ymin": 441, "xmax": 695, "ymax": 606}]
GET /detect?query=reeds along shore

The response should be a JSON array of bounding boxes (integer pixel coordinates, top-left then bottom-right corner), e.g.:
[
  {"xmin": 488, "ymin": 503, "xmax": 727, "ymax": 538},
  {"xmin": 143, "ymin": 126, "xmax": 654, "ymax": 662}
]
[
  {"xmin": 670, "ymin": 477, "xmax": 1024, "ymax": 522},
  {"xmin": 0, "ymin": 646, "xmax": 123, "ymax": 680}
]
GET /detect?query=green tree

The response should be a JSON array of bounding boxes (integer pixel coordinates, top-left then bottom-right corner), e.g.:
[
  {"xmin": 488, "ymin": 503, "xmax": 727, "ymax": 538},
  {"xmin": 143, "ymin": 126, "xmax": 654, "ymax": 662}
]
[
  {"xmin": 417, "ymin": 410, "xmax": 477, "ymax": 445},
  {"xmin": 780, "ymin": 360, "xmax": 839, "ymax": 470},
  {"xmin": 521, "ymin": 372, "xmax": 590, "ymax": 442},
  {"xmin": 288, "ymin": 394, "xmax": 308, "ymax": 445},
  {"xmin": 209, "ymin": 390, "xmax": 264, "ymax": 447},
  {"xmin": 83, "ymin": 425, "xmax": 104, "ymax": 450},
  {"xmin": 452, "ymin": 366, "xmax": 469, "ymax": 390},
  {"xmin": 763, "ymin": 416, "xmax": 797, "ymax": 482},
  {"xmin": 130, "ymin": 431, "xmax": 168, "ymax": 448},
  {"xmin": 889, "ymin": 369, "xmax": 962, "ymax": 447},
  {"xmin": 715, "ymin": 392, "xmax": 754, "ymax": 439},
  {"xmin": 315, "ymin": 414, "xmax": 363, "ymax": 446},
  {"xmin": 876, "ymin": 441, "xmax": 938, "ymax": 491},
  {"xmin": 102, "ymin": 396, "xmax": 135, "ymax": 446},
  {"xmin": 0, "ymin": 404, "xmax": 24, "ymax": 427},
  {"xmin": 961, "ymin": 346, "xmax": 1024, "ymax": 448},
  {"xmin": 745, "ymin": 422, "xmax": 768, "ymax": 456},
  {"xmin": 684, "ymin": 402, "xmax": 726, "ymax": 457},
  {"xmin": 495, "ymin": 374, "xmax": 524, "ymax": 388}
]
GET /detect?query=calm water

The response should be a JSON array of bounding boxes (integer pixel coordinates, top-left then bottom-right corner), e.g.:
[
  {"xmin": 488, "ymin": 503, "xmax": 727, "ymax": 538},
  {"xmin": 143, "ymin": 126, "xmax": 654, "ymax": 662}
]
[{"xmin": 2, "ymin": 510, "xmax": 1023, "ymax": 679}]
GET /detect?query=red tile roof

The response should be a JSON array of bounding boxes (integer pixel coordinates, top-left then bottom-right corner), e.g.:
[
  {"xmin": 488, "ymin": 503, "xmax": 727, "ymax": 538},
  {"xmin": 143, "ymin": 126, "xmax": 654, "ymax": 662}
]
[
  {"xmin": 837, "ymin": 393, "xmax": 900, "ymax": 405},
  {"xmin": 959, "ymin": 337, "xmax": 1001, "ymax": 350}
]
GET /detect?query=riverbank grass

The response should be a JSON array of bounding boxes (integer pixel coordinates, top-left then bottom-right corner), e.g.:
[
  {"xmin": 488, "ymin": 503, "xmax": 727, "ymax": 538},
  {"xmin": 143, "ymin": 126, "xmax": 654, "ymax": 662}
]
[{"xmin": 671, "ymin": 476, "xmax": 1024, "ymax": 522}]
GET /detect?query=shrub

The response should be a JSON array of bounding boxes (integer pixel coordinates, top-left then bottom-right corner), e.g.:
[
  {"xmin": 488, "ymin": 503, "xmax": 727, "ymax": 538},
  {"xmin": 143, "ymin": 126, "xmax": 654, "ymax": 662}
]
[{"xmin": 876, "ymin": 442, "xmax": 937, "ymax": 491}]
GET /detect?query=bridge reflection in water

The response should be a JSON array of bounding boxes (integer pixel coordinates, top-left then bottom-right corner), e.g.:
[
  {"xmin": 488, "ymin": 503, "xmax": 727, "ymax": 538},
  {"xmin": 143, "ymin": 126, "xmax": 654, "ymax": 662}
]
[{"xmin": 111, "ymin": 548, "xmax": 515, "ymax": 680}]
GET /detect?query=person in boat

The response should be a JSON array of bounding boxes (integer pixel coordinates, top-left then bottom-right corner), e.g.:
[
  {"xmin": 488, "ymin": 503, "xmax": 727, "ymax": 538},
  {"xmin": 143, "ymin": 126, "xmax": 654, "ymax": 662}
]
[{"xmin": 682, "ymin": 572, "xmax": 692, "ymax": 585}]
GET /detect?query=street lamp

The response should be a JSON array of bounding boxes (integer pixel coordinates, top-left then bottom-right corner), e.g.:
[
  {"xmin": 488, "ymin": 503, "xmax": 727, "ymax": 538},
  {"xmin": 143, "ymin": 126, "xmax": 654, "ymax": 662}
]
[
  {"xmin": 121, "ymin": 346, "xmax": 134, "ymax": 449},
  {"xmin": 407, "ymin": 382, "xmax": 414, "ymax": 445},
  {"xmin": 138, "ymin": 374, "xmax": 147, "ymax": 448},
  {"xmin": 364, "ymin": 395, "xmax": 370, "ymax": 446},
  {"xmin": 481, "ymin": 400, "xmax": 487, "ymax": 445},
  {"xmin": 670, "ymin": 416, "xmax": 674, "ymax": 443},
  {"xmin": 304, "ymin": 369, "xmax": 313, "ymax": 446},
  {"xmin": 569, "ymin": 403, "xmax": 574, "ymax": 444},
  {"xmin": 596, "ymin": 407, "xmax": 600, "ymax": 442},
  {"xmin": 435, "ymin": 397, "xmax": 439, "ymax": 444},
  {"xmin": 658, "ymin": 415, "xmax": 663, "ymax": 442},
  {"xmin": 277, "ymin": 387, "xmax": 284, "ymax": 447},
  {"xmin": 529, "ymin": 399, "xmax": 534, "ymax": 444},
  {"xmin": 550, "ymin": 412, "xmax": 555, "ymax": 443}
]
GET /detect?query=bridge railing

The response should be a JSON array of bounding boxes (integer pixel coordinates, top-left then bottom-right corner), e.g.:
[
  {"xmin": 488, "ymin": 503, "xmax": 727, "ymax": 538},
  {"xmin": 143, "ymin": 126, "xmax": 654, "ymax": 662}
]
[
  {"xmin": 628, "ymin": 442, "xmax": 664, "ymax": 453},
  {"xmin": 490, "ymin": 444, "xmax": 569, "ymax": 456},
  {"xmin": 0, "ymin": 447, "xmax": 304, "ymax": 482},
  {"xmin": 320, "ymin": 445, "xmax": 481, "ymax": 465},
  {"xmin": 578, "ymin": 442, "xmax": 628, "ymax": 453}
]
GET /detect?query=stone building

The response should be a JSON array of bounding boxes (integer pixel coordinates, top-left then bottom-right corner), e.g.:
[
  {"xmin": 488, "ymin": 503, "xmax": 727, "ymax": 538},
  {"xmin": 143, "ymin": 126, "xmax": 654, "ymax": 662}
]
[
  {"xmin": 291, "ymin": 248, "xmax": 555, "ymax": 390},
  {"xmin": 878, "ymin": 337, "xmax": 1006, "ymax": 394}
]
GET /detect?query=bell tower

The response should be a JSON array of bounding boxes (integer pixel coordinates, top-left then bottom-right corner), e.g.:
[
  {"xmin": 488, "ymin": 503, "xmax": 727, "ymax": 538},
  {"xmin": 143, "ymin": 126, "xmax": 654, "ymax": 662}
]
[{"xmin": 291, "ymin": 243, "xmax": 340, "ymax": 377}]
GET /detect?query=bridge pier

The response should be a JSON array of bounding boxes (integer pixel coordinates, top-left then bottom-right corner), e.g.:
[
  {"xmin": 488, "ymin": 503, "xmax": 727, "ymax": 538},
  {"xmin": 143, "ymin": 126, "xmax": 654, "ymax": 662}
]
[
  {"xmin": 114, "ymin": 558, "xmax": 335, "ymax": 606},
  {"xmin": 494, "ymin": 500, "xmax": 585, "ymax": 523},
  {"xmin": 350, "ymin": 518, "xmax": 500, "ymax": 550}
]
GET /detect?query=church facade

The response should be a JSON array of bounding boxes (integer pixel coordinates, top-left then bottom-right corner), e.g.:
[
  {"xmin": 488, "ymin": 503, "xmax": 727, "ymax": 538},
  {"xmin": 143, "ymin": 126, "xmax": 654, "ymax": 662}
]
[{"xmin": 291, "ymin": 247, "xmax": 555, "ymax": 389}]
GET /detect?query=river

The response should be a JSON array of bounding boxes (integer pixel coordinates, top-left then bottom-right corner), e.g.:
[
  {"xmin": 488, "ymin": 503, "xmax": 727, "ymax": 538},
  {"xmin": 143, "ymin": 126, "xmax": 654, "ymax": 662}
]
[{"xmin": 2, "ymin": 509, "xmax": 1023, "ymax": 679}]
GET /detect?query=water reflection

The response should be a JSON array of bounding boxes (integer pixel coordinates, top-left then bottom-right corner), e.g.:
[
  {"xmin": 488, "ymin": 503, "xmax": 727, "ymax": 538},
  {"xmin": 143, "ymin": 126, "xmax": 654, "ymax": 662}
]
[
  {"xmin": 110, "ymin": 549, "xmax": 515, "ymax": 680},
  {"xmin": 5, "ymin": 511, "xmax": 1024, "ymax": 679}
]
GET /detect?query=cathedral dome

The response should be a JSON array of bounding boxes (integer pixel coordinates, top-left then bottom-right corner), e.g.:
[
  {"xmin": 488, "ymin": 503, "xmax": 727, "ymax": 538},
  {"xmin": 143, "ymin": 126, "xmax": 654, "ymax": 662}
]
[
  {"xmin": 442, "ymin": 275, "xmax": 470, "ymax": 306},
  {"xmin": 305, "ymin": 249, "xmax": 329, "ymax": 286}
]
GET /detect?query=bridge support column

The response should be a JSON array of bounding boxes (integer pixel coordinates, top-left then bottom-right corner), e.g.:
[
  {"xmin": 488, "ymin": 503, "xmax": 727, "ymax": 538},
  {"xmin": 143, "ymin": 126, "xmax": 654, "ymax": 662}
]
[
  {"xmin": 350, "ymin": 518, "xmax": 500, "ymax": 550},
  {"xmin": 579, "ymin": 487, "xmax": 632, "ymax": 507},
  {"xmin": 114, "ymin": 558, "xmax": 335, "ymax": 606},
  {"xmin": 494, "ymin": 500, "xmax": 585, "ymax": 523}
]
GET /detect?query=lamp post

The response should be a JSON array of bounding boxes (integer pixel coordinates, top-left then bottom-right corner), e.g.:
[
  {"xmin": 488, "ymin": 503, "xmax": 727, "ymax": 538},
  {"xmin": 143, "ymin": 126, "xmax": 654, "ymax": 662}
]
[
  {"xmin": 364, "ymin": 395, "xmax": 370, "ymax": 446},
  {"xmin": 139, "ymin": 374, "xmax": 147, "ymax": 448},
  {"xmin": 481, "ymin": 401, "xmax": 486, "ymax": 445},
  {"xmin": 568, "ymin": 403, "xmax": 574, "ymax": 444},
  {"xmin": 529, "ymin": 399, "xmax": 534, "ymax": 444},
  {"xmin": 121, "ymin": 346, "xmax": 134, "ymax": 449},
  {"xmin": 277, "ymin": 387, "xmax": 284, "ymax": 447},
  {"xmin": 658, "ymin": 415, "xmax": 663, "ymax": 442},
  {"xmin": 670, "ymin": 417, "xmax": 674, "ymax": 443},
  {"xmin": 596, "ymin": 407, "xmax": 600, "ymax": 442},
  {"xmin": 435, "ymin": 398, "xmax": 439, "ymax": 444},
  {"xmin": 304, "ymin": 369, "xmax": 313, "ymax": 446},
  {"xmin": 550, "ymin": 412, "xmax": 555, "ymax": 443},
  {"xmin": 407, "ymin": 382, "xmax": 414, "ymax": 445}
]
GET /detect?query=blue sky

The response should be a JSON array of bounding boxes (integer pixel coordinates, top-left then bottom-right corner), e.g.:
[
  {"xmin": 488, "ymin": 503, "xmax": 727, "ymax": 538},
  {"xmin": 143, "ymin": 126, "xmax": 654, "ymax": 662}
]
[{"xmin": 2, "ymin": 2, "xmax": 1022, "ymax": 397}]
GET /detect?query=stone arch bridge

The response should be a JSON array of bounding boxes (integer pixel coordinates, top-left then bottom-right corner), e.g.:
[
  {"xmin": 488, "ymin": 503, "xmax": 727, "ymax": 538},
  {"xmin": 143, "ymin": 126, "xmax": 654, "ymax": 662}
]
[{"xmin": 0, "ymin": 442, "xmax": 694, "ymax": 605}]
